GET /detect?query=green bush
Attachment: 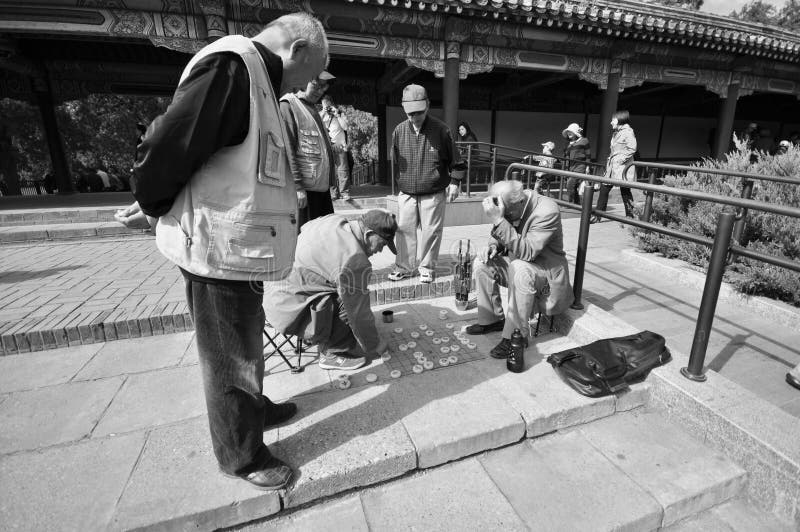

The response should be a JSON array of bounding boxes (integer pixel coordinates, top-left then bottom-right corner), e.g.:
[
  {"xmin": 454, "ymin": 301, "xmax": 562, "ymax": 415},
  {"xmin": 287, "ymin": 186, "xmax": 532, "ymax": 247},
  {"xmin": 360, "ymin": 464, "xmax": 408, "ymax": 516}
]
[{"xmin": 635, "ymin": 137, "xmax": 800, "ymax": 307}]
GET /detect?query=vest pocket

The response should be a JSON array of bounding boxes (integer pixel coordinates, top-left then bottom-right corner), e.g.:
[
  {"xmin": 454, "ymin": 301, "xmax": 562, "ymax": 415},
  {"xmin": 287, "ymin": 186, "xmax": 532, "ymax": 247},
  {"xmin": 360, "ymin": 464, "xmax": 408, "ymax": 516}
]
[
  {"xmin": 257, "ymin": 130, "xmax": 287, "ymax": 187},
  {"xmin": 298, "ymin": 129, "xmax": 322, "ymax": 156},
  {"xmin": 206, "ymin": 209, "xmax": 295, "ymax": 276}
]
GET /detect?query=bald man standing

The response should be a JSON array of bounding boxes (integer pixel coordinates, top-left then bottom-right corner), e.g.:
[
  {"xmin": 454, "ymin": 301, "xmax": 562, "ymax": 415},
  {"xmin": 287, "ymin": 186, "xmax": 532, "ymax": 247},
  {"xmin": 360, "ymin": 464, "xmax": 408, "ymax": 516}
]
[{"xmin": 122, "ymin": 13, "xmax": 329, "ymax": 490}]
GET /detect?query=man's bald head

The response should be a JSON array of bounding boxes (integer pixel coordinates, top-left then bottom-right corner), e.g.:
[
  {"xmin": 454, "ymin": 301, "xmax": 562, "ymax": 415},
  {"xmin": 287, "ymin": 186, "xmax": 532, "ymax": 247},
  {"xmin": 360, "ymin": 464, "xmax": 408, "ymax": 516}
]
[
  {"xmin": 254, "ymin": 13, "xmax": 329, "ymax": 95},
  {"xmin": 489, "ymin": 179, "xmax": 526, "ymax": 205}
]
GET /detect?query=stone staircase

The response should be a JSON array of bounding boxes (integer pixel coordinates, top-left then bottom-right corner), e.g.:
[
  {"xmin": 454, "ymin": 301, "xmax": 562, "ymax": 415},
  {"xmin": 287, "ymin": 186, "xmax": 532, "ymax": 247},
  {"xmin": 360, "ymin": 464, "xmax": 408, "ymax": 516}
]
[{"xmin": 230, "ymin": 411, "xmax": 792, "ymax": 532}]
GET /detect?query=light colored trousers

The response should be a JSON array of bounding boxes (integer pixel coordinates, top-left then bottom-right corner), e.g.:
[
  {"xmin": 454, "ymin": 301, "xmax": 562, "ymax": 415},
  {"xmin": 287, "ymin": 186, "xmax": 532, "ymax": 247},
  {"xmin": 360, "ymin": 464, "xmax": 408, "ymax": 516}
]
[
  {"xmin": 474, "ymin": 256, "xmax": 548, "ymax": 339},
  {"xmin": 395, "ymin": 190, "xmax": 446, "ymax": 275}
]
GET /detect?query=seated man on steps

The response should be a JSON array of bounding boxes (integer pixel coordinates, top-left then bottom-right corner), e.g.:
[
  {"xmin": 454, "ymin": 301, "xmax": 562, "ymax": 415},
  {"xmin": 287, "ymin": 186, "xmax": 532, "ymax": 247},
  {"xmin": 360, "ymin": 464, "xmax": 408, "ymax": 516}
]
[
  {"xmin": 466, "ymin": 180, "xmax": 574, "ymax": 359},
  {"xmin": 263, "ymin": 210, "xmax": 392, "ymax": 371}
]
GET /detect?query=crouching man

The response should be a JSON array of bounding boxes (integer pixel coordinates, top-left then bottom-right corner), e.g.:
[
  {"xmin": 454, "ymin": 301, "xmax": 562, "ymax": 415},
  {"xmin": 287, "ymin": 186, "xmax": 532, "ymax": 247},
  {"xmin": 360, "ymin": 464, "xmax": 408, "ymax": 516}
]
[
  {"xmin": 263, "ymin": 210, "xmax": 392, "ymax": 371},
  {"xmin": 465, "ymin": 180, "xmax": 574, "ymax": 358}
]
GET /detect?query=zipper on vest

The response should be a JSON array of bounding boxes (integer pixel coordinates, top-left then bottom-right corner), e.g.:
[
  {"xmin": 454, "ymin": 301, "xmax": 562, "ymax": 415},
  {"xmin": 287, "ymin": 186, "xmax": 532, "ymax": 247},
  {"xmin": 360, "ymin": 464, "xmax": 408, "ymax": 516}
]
[{"xmin": 169, "ymin": 215, "xmax": 192, "ymax": 247}]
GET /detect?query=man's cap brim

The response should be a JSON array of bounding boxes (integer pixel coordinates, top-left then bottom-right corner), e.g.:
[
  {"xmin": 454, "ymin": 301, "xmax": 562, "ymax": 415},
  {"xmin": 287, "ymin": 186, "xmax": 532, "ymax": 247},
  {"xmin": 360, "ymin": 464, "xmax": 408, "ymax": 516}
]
[
  {"xmin": 385, "ymin": 238, "xmax": 397, "ymax": 255},
  {"xmin": 402, "ymin": 100, "xmax": 427, "ymax": 113},
  {"xmin": 318, "ymin": 71, "xmax": 335, "ymax": 81}
]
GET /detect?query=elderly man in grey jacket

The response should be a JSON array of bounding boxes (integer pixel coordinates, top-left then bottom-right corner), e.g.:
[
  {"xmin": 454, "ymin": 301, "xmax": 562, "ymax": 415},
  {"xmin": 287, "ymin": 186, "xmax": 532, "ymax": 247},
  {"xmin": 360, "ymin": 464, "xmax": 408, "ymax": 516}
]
[
  {"xmin": 263, "ymin": 210, "xmax": 392, "ymax": 371},
  {"xmin": 466, "ymin": 180, "xmax": 573, "ymax": 359}
]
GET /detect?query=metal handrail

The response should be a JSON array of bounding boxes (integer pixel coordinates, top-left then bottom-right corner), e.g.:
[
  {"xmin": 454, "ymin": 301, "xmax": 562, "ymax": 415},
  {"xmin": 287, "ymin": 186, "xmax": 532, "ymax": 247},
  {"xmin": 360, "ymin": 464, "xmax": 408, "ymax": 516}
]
[
  {"xmin": 503, "ymin": 161, "xmax": 800, "ymax": 382},
  {"xmin": 631, "ymin": 160, "xmax": 800, "ymax": 186}
]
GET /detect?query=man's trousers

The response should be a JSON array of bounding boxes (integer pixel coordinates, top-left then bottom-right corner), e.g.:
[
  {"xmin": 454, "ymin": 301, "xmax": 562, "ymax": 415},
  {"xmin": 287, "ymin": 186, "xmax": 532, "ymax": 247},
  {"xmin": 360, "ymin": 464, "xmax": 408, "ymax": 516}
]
[
  {"xmin": 473, "ymin": 256, "xmax": 549, "ymax": 339},
  {"xmin": 183, "ymin": 272, "xmax": 272, "ymax": 476},
  {"xmin": 395, "ymin": 190, "xmax": 446, "ymax": 276}
]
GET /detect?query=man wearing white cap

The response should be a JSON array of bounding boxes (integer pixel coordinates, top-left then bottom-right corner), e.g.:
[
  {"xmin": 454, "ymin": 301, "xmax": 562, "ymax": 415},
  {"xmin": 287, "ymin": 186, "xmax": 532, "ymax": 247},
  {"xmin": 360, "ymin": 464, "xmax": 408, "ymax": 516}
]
[
  {"xmin": 561, "ymin": 122, "xmax": 591, "ymax": 205},
  {"xmin": 388, "ymin": 84, "xmax": 465, "ymax": 283}
]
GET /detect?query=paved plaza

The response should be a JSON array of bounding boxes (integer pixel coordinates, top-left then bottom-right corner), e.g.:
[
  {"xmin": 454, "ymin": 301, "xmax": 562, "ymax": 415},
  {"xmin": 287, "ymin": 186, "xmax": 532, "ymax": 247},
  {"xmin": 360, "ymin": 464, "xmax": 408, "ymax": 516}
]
[{"xmin": 0, "ymin": 198, "xmax": 798, "ymax": 530}]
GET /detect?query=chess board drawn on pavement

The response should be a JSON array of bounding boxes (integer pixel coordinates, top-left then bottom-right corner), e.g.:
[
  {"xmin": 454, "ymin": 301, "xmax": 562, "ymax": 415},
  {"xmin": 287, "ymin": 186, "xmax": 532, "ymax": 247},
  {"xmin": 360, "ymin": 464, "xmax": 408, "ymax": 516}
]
[{"xmin": 375, "ymin": 307, "xmax": 487, "ymax": 378}]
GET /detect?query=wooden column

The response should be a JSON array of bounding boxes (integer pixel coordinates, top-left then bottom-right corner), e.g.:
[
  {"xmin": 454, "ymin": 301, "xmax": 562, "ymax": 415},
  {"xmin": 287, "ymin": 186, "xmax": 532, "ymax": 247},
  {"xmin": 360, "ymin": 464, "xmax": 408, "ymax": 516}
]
[
  {"xmin": 713, "ymin": 83, "xmax": 739, "ymax": 160},
  {"xmin": 595, "ymin": 70, "xmax": 620, "ymax": 165},
  {"xmin": 442, "ymin": 42, "xmax": 460, "ymax": 134},
  {"xmin": 377, "ymin": 95, "xmax": 388, "ymax": 184},
  {"xmin": 32, "ymin": 74, "xmax": 74, "ymax": 195}
]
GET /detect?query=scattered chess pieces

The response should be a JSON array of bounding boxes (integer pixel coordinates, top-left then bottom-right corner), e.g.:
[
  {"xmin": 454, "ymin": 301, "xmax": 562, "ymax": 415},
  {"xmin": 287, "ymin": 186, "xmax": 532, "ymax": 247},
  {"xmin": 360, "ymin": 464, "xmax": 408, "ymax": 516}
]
[
  {"xmin": 423, "ymin": 360, "xmax": 434, "ymax": 370},
  {"xmin": 365, "ymin": 373, "xmax": 378, "ymax": 383},
  {"xmin": 439, "ymin": 357, "xmax": 450, "ymax": 366},
  {"xmin": 390, "ymin": 369, "xmax": 402, "ymax": 378},
  {"xmin": 412, "ymin": 364, "xmax": 424, "ymax": 374}
]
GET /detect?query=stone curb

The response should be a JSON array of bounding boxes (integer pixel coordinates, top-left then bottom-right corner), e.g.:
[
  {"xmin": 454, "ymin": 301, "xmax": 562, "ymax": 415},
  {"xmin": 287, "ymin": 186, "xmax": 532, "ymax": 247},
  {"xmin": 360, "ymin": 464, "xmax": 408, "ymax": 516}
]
[
  {"xmin": 621, "ymin": 248, "xmax": 800, "ymax": 330},
  {"xmin": 0, "ymin": 223, "xmax": 149, "ymax": 243},
  {"xmin": 556, "ymin": 302, "xmax": 800, "ymax": 527},
  {"xmin": 0, "ymin": 279, "xmax": 462, "ymax": 356}
]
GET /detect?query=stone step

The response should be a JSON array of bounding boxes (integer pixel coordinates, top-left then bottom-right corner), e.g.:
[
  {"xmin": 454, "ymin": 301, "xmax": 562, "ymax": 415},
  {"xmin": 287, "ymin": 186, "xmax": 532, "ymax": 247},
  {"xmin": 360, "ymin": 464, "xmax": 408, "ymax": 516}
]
[
  {"xmin": 663, "ymin": 498, "xmax": 795, "ymax": 531},
  {"xmin": 0, "ymin": 205, "xmax": 386, "ymax": 244},
  {"xmin": 0, "ymin": 197, "xmax": 388, "ymax": 228},
  {"xmin": 227, "ymin": 409, "xmax": 747, "ymax": 531}
]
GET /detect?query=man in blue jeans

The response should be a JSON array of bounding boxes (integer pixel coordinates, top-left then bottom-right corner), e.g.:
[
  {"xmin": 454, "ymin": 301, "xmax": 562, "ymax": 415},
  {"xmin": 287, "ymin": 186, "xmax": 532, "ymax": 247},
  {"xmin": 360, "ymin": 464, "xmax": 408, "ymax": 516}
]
[{"xmin": 118, "ymin": 14, "xmax": 329, "ymax": 491}]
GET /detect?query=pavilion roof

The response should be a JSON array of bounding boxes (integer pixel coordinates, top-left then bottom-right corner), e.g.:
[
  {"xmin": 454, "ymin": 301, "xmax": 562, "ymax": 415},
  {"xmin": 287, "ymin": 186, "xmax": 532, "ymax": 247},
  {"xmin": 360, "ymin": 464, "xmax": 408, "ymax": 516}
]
[{"xmin": 351, "ymin": 0, "xmax": 800, "ymax": 62}]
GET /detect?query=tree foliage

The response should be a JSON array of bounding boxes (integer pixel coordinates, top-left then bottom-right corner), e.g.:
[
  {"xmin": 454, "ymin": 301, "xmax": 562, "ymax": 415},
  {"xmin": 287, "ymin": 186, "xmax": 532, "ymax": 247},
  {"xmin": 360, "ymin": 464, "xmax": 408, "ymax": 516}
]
[
  {"xmin": 730, "ymin": 0, "xmax": 800, "ymax": 31},
  {"xmin": 0, "ymin": 94, "xmax": 169, "ymax": 189},
  {"xmin": 339, "ymin": 105, "xmax": 378, "ymax": 165}
]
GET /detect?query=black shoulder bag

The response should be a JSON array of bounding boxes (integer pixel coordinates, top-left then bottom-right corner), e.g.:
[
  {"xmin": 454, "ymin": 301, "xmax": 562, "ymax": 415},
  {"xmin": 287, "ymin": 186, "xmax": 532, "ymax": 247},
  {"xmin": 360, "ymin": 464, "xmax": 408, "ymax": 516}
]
[{"xmin": 546, "ymin": 331, "xmax": 672, "ymax": 398}]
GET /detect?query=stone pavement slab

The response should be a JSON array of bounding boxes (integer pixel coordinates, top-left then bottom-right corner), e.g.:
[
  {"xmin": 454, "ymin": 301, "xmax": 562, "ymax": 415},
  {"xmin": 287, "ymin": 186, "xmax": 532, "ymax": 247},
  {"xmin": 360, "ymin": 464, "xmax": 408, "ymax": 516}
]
[
  {"xmin": 479, "ymin": 431, "xmax": 663, "ymax": 531},
  {"xmin": 110, "ymin": 416, "xmax": 281, "ymax": 532},
  {"xmin": 73, "ymin": 330, "xmax": 194, "ymax": 380},
  {"xmin": 578, "ymin": 409, "xmax": 747, "ymax": 527},
  {"xmin": 467, "ymin": 334, "xmax": 619, "ymax": 437},
  {"xmin": 0, "ymin": 343, "xmax": 100, "ymax": 393},
  {"xmin": 236, "ymin": 495, "xmax": 369, "ymax": 532},
  {"xmin": 359, "ymin": 458, "xmax": 528, "ymax": 531},
  {"xmin": 0, "ymin": 377, "xmax": 123, "ymax": 453},
  {"xmin": 389, "ymin": 360, "xmax": 526, "ymax": 469},
  {"xmin": 0, "ymin": 432, "xmax": 145, "ymax": 532},
  {"xmin": 92, "ymin": 364, "xmax": 205, "ymax": 436},
  {"xmin": 274, "ymin": 384, "xmax": 417, "ymax": 508}
]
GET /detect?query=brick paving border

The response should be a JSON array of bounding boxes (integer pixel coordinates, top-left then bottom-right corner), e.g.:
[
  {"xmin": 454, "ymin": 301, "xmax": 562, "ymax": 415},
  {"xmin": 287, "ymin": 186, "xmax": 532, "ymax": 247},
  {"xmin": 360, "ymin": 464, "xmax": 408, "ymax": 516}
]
[{"xmin": 0, "ymin": 278, "xmax": 461, "ymax": 356}]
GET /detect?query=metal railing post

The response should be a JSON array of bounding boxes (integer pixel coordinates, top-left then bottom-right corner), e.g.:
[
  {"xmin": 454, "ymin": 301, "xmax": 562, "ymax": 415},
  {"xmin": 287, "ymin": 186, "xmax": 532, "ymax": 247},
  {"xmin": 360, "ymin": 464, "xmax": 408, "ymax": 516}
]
[
  {"xmin": 391, "ymin": 156, "xmax": 396, "ymax": 196},
  {"xmin": 732, "ymin": 178, "xmax": 753, "ymax": 244},
  {"xmin": 681, "ymin": 210, "xmax": 736, "ymax": 382},
  {"xmin": 491, "ymin": 147, "xmax": 497, "ymax": 184},
  {"xmin": 466, "ymin": 144, "xmax": 472, "ymax": 198},
  {"xmin": 571, "ymin": 185, "xmax": 595, "ymax": 310},
  {"xmin": 641, "ymin": 169, "xmax": 657, "ymax": 222}
]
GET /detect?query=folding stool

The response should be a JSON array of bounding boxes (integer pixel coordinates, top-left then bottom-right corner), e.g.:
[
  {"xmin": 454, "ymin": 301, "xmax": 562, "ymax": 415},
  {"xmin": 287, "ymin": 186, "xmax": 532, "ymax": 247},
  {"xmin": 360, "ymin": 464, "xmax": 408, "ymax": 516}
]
[{"xmin": 263, "ymin": 322, "xmax": 314, "ymax": 374}]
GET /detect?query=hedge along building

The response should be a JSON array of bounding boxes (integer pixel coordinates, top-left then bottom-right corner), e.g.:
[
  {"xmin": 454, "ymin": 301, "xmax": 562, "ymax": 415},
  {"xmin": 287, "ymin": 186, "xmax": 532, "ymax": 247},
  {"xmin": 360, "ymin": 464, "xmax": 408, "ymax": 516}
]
[{"xmin": 1, "ymin": 0, "xmax": 799, "ymax": 195}]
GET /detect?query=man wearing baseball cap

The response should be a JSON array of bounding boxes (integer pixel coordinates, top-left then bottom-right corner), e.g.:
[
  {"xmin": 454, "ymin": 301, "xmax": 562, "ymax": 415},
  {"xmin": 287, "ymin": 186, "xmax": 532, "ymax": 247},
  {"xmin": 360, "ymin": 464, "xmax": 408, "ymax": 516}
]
[
  {"xmin": 280, "ymin": 71, "xmax": 337, "ymax": 226},
  {"xmin": 388, "ymin": 83, "xmax": 465, "ymax": 284},
  {"xmin": 263, "ymin": 210, "xmax": 393, "ymax": 371}
]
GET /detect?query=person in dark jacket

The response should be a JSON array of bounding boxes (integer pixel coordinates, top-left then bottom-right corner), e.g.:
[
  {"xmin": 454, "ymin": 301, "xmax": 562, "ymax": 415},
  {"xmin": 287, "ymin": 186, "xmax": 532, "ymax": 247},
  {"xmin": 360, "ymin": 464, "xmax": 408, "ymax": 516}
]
[
  {"xmin": 388, "ymin": 84, "xmax": 465, "ymax": 284},
  {"xmin": 561, "ymin": 122, "xmax": 591, "ymax": 205},
  {"xmin": 456, "ymin": 121, "xmax": 478, "ymax": 157}
]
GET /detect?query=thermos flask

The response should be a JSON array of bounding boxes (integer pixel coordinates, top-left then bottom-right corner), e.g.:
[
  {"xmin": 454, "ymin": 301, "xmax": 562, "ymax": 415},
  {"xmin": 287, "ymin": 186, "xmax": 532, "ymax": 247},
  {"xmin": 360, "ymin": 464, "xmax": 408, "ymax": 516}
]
[{"xmin": 507, "ymin": 328, "xmax": 525, "ymax": 373}]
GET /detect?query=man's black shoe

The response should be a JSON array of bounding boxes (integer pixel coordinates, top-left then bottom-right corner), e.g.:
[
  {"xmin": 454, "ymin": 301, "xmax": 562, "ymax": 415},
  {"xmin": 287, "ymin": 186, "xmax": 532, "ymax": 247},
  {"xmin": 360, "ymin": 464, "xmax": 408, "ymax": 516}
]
[
  {"xmin": 787, "ymin": 372, "xmax": 800, "ymax": 391},
  {"xmin": 222, "ymin": 456, "xmax": 293, "ymax": 491},
  {"xmin": 489, "ymin": 337, "xmax": 528, "ymax": 359},
  {"xmin": 465, "ymin": 319, "xmax": 505, "ymax": 335},
  {"xmin": 263, "ymin": 397, "xmax": 297, "ymax": 429}
]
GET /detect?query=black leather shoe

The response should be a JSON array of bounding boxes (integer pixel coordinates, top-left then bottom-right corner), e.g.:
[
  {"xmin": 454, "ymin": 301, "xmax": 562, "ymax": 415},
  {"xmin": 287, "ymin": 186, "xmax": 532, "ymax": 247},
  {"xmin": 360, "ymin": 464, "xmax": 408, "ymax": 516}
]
[
  {"xmin": 466, "ymin": 319, "xmax": 505, "ymax": 335},
  {"xmin": 787, "ymin": 372, "xmax": 800, "ymax": 391},
  {"xmin": 489, "ymin": 337, "xmax": 529, "ymax": 359},
  {"xmin": 222, "ymin": 456, "xmax": 293, "ymax": 491},
  {"xmin": 263, "ymin": 397, "xmax": 297, "ymax": 429}
]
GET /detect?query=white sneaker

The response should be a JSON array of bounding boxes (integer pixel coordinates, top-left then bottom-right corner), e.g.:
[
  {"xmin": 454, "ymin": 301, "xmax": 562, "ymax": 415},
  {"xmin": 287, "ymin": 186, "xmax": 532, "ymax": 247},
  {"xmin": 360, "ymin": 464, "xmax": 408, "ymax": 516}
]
[
  {"xmin": 387, "ymin": 270, "xmax": 412, "ymax": 282},
  {"xmin": 318, "ymin": 353, "xmax": 366, "ymax": 371}
]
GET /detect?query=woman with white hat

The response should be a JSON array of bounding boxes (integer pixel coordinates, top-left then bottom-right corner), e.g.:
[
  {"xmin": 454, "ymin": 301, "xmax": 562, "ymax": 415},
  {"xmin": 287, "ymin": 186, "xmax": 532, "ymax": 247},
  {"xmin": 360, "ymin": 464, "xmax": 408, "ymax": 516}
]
[{"xmin": 561, "ymin": 123, "xmax": 591, "ymax": 205}]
